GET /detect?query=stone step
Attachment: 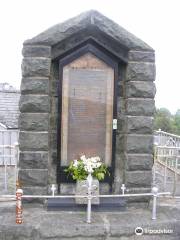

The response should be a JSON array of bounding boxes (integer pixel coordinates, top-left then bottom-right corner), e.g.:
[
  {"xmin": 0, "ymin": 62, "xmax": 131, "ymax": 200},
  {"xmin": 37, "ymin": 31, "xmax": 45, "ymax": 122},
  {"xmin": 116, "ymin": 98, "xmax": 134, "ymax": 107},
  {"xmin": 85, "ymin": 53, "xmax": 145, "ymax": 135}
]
[{"xmin": 47, "ymin": 197, "xmax": 126, "ymax": 211}]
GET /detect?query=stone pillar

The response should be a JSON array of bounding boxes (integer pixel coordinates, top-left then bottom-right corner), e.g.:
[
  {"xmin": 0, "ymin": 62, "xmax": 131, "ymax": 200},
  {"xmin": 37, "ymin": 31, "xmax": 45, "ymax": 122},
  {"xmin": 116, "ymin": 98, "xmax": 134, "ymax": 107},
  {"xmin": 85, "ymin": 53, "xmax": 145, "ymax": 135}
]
[
  {"xmin": 18, "ymin": 45, "xmax": 51, "ymax": 195},
  {"xmin": 124, "ymin": 51, "xmax": 156, "ymax": 202}
]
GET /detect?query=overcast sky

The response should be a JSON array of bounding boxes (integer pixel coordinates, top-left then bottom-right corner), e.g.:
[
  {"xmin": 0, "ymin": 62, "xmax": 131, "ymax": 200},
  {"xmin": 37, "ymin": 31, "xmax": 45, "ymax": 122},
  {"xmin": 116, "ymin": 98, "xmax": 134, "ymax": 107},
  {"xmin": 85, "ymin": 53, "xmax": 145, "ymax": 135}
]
[{"xmin": 0, "ymin": 0, "xmax": 179, "ymax": 113}]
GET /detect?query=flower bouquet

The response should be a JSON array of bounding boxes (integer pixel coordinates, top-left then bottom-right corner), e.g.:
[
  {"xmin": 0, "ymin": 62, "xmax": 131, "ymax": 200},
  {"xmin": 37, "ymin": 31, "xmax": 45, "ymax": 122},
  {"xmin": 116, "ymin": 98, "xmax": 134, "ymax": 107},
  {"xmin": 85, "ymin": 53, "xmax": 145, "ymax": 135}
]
[
  {"xmin": 65, "ymin": 155, "xmax": 109, "ymax": 204},
  {"xmin": 65, "ymin": 155, "xmax": 109, "ymax": 181}
]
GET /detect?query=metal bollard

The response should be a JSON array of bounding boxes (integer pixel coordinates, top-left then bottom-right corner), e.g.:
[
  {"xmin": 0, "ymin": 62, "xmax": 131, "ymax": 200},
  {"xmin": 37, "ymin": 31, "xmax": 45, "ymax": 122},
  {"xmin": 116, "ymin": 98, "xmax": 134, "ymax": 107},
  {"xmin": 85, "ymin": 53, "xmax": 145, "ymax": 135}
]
[
  {"xmin": 152, "ymin": 186, "xmax": 158, "ymax": 220},
  {"xmin": 16, "ymin": 188, "xmax": 23, "ymax": 224},
  {"xmin": 86, "ymin": 173, "xmax": 93, "ymax": 223}
]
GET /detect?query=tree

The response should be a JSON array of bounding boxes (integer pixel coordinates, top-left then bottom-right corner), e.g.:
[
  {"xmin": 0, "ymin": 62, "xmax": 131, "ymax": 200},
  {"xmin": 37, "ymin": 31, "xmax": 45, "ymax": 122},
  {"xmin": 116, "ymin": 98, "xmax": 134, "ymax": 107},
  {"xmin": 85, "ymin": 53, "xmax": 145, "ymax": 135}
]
[
  {"xmin": 154, "ymin": 108, "xmax": 172, "ymax": 132},
  {"xmin": 174, "ymin": 109, "xmax": 180, "ymax": 135}
]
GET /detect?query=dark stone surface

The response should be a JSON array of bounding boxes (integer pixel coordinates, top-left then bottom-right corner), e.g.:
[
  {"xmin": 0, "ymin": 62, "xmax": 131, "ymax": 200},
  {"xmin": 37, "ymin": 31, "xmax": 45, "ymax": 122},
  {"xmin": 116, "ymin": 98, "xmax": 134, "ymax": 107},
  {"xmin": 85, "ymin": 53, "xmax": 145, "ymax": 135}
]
[
  {"xmin": 125, "ymin": 153, "xmax": 153, "ymax": 170},
  {"xmin": 19, "ymin": 131, "xmax": 48, "ymax": 151},
  {"xmin": 24, "ymin": 10, "xmax": 153, "ymax": 51},
  {"xmin": 21, "ymin": 77, "xmax": 49, "ymax": 94},
  {"xmin": 126, "ymin": 98, "xmax": 155, "ymax": 116},
  {"xmin": 22, "ymin": 57, "xmax": 51, "ymax": 77},
  {"xmin": 126, "ymin": 81, "xmax": 156, "ymax": 98},
  {"xmin": 125, "ymin": 170, "xmax": 152, "ymax": 187},
  {"xmin": 126, "ymin": 116, "xmax": 153, "ymax": 134},
  {"xmin": 19, "ymin": 113, "xmax": 49, "ymax": 130},
  {"xmin": 126, "ymin": 62, "xmax": 156, "ymax": 81},
  {"xmin": 126, "ymin": 134, "xmax": 153, "ymax": 154},
  {"xmin": 47, "ymin": 197, "xmax": 126, "ymax": 211},
  {"xmin": 19, "ymin": 151, "xmax": 48, "ymax": 169},
  {"xmin": 22, "ymin": 45, "xmax": 51, "ymax": 57},
  {"xmin": 128, "ymin": 50, "xmax": 155, "ymax": 62},
  {"xmin": 19, "ymin": 169, "xmax": 48, "ymax": 187},
  {"xmin": 19, "ymin": 95, "xmax": 50, "ymax": 113}
]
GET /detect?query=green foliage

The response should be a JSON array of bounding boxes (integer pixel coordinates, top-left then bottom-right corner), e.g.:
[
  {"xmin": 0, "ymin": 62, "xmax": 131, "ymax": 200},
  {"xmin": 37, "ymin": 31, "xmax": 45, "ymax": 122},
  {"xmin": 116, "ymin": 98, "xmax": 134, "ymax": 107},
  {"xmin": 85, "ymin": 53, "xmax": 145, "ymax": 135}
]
[
  {"xmin": 154, "ymin": 108, "xmax": 180, "ymax": 135},
  {"xmin": 64, "ymin": 160, "xmax": 109, "ymax": 181},
  {"xmin": 93, "ymin": 164, "xmax": 110, "ymax": 181},
  {"xmin": 64, "ymin": 160, "xmax": 88, "ymax": 180}
]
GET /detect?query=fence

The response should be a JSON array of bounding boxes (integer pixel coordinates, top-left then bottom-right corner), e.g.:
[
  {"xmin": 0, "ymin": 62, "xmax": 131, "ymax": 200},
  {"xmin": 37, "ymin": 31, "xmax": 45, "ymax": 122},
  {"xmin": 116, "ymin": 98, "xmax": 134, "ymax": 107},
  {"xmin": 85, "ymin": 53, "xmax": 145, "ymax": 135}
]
[
  {"xmin": 153, "ymin": 131, "xmax": 180, "ymax": 196},
  {"xmin": 154, "ymin": 129, "xmax": 180, "ymax": 147},
  {"xmin": 0, "ymin": 129, "xmax": 19, "ymax": 194}
]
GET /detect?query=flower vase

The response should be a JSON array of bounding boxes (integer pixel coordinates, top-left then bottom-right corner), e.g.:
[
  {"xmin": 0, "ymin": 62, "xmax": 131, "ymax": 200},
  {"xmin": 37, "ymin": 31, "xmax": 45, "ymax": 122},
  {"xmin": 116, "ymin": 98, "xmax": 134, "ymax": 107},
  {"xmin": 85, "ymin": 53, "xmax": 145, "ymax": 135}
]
[{"xmin": 75, "ymin": 178, "xmax": 100, "ymax": 205}]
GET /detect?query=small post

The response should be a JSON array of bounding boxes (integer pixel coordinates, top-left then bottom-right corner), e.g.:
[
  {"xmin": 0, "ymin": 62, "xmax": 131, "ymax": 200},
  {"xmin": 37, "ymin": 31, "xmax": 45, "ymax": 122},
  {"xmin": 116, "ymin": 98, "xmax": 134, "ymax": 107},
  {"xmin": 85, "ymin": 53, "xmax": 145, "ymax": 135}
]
[
  {"xmin": 152, "ymin": 186, "xmax": 158, "ymax": 220},
  {"xmin": 51, "ymin": 184, "xmax": 56, "ymax": 197},
  {"xmin": 14, "ymin": 142, "xmax": 19, "ymax": 193},
  {"xmin": 16, "ymin": 188, "xmax": 23, "ymax": 224},
  {"xmin": 4, "ymin": 157, "xmax": 7, "ymax": 192},
  {"xmin": 121, "ymin": 184, "xmax": 126, "ymax": 195},
  {"xmin": 86, "ymin": 173, "xmax": 92, "ymax": 223}
]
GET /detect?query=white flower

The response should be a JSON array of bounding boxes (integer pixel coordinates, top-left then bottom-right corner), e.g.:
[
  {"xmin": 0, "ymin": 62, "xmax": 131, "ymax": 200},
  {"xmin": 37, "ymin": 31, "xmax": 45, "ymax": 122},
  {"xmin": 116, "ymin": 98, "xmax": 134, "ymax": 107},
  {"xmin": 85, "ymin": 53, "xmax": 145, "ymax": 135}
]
[
  {"xmin": 73, "ymin": 160, "xmax": 78, "ymax": 167},
  {"xmin": 80, "ymin": 155, "xmax": 87, "ymax": 162}
]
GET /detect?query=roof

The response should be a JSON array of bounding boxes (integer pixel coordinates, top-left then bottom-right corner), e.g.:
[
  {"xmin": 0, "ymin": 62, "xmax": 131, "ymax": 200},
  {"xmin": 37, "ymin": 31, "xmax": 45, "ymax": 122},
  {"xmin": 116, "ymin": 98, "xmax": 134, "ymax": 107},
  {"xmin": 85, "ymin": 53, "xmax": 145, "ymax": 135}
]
[
  {"xmin": 0, "ymin": 83, "xmax": 20, "ymax": 129},
  {"xmin": 24, "ymin": 10, "xmax": 153, "ymax": 51}
]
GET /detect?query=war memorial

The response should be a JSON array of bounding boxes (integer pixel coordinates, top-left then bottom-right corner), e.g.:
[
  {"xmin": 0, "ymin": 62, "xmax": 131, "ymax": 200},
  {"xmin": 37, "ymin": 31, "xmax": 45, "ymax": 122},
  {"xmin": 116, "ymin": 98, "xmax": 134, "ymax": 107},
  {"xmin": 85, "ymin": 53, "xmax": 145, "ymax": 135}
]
[{"xmin": 0, "ymin": 10, "xmax": 180, "ymax": 240}]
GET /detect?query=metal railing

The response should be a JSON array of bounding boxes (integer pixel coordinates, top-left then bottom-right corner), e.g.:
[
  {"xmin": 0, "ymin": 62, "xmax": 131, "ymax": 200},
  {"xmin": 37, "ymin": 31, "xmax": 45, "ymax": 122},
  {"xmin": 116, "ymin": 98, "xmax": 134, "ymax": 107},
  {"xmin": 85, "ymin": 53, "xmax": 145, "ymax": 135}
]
[
  {"xmin": 0, "ymin": 129, "xmax": 19, "ymax": 193},
  {"xmin": 154, "ymin": 129, "xmax": 180, "ymax": 147},
  {"xmin": 1, "ymin": 180, "xmax": 170, "ymax": 224},
  {"xmin": 0, "ymin": 144, "xmax": 19, "ymax": 193},
  {"xmin": 154, "ymin": 144, "xmax": 180, "ymax": 196}
]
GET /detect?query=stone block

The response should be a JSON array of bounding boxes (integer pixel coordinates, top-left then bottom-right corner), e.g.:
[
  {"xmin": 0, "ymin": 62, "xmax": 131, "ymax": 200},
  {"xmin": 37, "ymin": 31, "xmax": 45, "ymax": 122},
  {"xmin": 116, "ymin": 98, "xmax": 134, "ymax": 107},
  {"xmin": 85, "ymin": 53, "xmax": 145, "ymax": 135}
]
[
  {"xmin": 128, "ymin": 50, "xmax": 155, "ymax": 62},
  {"xmin": 49, "ymin": 131, "xmax": 57, "ymax": 149},
  {"xmin": 126, "ymin": 134, "xmax": 153, "ymax": 154},
  {"xmin": 126, "ymin": 116, "xmax": 153, "ymax": 134},
  {"xmin": 126, "ymin": 81, "xmax": 156, "ymax": 98},
  {"xmin": 19, "ymin": 151, "xmax": 48, "ymax": 169},
  {"xmin": 19, "ymin": 169, "xmax": 48, "ymax": 187},
  {"xmin": 126, "ymin": 98, "xmax": 155, "ymax": 116},
  {"xmin": 19, "ymin": 95, "xmax": 50, "ymax": 113},
  {"xmin": 19, "ymin": 131, "xmax": 48, "ymax": 151},
  {"xmin": 22, "ymin": 45, "xmax": 51, "ymax": 58},
  {"xmin": 125, "ymin": 170, "xmax": 152, "ymax": 187},
  {"xmin": 116, "ymin": 134, "xmax": 125, "ymax": 153},
  {"xmin": 21, "ymin": 77, "xmax": 49, "ymax": 94},
  {"xmin": 125, "ymin": 153, "xmax": 153, "ymax": 170},
  {"xmin": 22, "ymin": 186, "xmax": 48, "ymax": 195},
  {"xmin": 19, "ymin": 113, "xmax": 49, "ymax": 131},
  {"xmin": 22, "ymin": 57, "xmax": 51, "ymax": 77},
  {"xmin": 126, "ymin": 62, "xmax": 155, "ymax": 81},
  {"xmin": 75, "ymin": 179, "xmax": 99, "ymax": 204}
]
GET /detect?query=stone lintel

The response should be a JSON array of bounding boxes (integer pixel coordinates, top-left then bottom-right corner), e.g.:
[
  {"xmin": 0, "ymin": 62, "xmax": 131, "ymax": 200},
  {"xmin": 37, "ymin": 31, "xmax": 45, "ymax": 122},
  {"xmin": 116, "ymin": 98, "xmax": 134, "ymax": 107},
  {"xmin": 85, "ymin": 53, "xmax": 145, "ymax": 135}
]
[
  {"xmin": 126, "ymin": 62, "xmax": 156, "ymax": 82},
  {"xmin": 19, "ymin": 113, "xmax": 49, "ymax": 131},
  {"xmin": 22, "ymin": 45, "xmax": 51, "ymax": 58},
  {"xmin": 22, "ymin": 57, "xmax": 51, "ymax": 77},
  {"xmin": 19, "ymin": 151, "xmax": 48, "ymax": 169},
  {"xmin": 19, "ymin": 95, "xmax": 50, "ymax": 113},
  {"xmin": 19, "ymin": 131, "xmax": 49, "ymax": 151}
]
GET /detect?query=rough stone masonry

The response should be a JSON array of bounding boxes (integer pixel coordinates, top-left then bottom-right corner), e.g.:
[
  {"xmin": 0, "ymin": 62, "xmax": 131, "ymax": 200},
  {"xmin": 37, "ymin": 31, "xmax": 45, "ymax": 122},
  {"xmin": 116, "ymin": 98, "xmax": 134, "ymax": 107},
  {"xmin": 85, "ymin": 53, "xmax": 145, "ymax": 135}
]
[{"xmin": 18, "ymin": 10, "xmax": 156, "ymax": 204}]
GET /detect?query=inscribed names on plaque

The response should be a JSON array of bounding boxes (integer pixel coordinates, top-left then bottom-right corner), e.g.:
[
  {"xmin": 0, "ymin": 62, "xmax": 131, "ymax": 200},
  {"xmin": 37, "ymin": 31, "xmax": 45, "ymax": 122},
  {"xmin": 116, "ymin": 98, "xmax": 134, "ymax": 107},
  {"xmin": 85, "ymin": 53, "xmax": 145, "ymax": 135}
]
[{"xmin": 61, "ymin": 53, "xmax": 114, "ymax": 166}]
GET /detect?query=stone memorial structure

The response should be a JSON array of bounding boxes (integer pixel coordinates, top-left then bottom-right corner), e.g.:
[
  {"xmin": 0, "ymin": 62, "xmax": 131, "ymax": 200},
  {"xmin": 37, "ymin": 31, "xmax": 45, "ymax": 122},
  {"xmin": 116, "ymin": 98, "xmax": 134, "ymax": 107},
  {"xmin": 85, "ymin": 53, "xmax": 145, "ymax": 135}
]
[{"xmin": 19, "ymin": 10, "xmax": 156, "ymax": 205}]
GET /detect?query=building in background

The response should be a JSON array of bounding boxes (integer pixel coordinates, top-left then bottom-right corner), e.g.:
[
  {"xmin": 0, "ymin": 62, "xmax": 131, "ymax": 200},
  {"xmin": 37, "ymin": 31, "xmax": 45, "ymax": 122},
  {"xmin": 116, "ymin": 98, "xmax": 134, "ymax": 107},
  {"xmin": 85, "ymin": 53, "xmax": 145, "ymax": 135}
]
[{"xmin": 0, "ymin": 83, "xmax": 20, "ymax": 165}]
